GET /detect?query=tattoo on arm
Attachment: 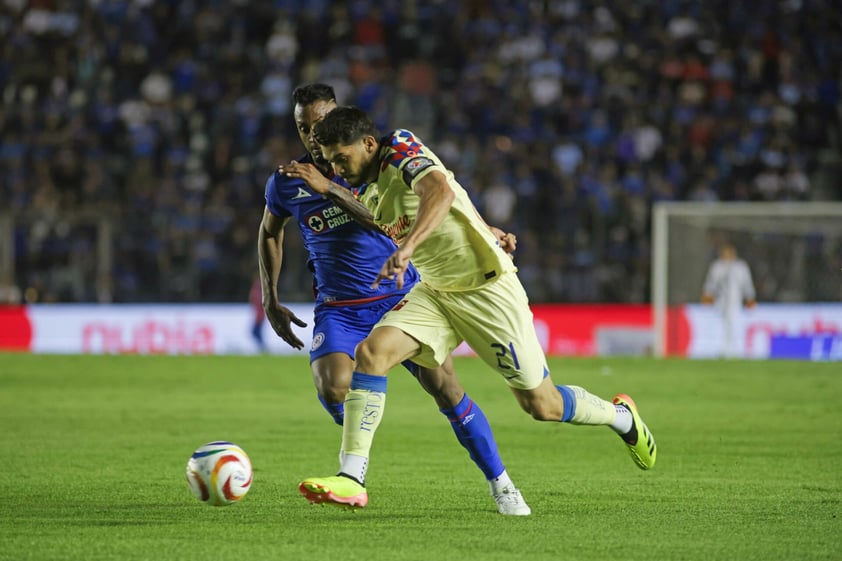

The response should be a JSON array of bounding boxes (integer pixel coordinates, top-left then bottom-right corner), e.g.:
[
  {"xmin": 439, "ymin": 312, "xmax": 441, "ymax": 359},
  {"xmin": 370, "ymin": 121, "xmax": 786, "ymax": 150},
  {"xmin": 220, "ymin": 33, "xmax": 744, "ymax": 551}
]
[{"xmin": 324, "ymin": 182, "xmax": 384, "ymax": 234}]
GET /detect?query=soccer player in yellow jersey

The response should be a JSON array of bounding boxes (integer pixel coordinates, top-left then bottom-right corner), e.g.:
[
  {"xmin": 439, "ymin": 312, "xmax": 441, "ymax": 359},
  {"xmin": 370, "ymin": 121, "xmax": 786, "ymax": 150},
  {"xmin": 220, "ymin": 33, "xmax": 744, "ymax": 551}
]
[{"xmin": 284, "ymin": 106, "xmax": 656, "ymax": 511}]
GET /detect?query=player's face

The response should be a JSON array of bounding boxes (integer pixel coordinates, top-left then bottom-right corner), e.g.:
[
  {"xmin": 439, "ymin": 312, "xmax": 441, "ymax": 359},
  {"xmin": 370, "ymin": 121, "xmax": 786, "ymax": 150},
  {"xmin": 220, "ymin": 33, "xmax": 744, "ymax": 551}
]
[
  {"xmin": 293, "ymin": 100, "xmax": 336, "ymax": 166},
  {"xmin": 321, "ymin": 136, "xmax": 378, "ymax": 187}
]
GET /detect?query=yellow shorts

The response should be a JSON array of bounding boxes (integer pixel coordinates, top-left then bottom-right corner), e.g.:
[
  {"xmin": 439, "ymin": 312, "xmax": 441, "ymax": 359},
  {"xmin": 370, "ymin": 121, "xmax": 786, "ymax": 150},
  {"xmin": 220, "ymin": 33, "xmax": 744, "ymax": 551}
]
[{"xmin": 373, "ymin": 272, "xmax": 549, "ymax": 390}]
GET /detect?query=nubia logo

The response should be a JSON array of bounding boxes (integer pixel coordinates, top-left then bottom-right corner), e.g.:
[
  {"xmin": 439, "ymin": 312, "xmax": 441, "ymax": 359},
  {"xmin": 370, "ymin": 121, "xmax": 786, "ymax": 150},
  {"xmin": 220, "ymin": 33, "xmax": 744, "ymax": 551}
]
[{"xmin": 81, "ymin": 320, "xmax": 214, "ymax": 353}]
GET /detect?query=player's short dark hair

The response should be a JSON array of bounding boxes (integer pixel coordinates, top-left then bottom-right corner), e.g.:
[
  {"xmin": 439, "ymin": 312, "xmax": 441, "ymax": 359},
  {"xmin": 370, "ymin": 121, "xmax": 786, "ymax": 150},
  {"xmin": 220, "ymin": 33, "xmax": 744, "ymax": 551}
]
[
  {"xmin": 291, "ymin": 83, "xmax": 335, "ymax": 107},
  {"xmin": 313, "ymin": 106, "xmax": 379, "ymax": 146}
]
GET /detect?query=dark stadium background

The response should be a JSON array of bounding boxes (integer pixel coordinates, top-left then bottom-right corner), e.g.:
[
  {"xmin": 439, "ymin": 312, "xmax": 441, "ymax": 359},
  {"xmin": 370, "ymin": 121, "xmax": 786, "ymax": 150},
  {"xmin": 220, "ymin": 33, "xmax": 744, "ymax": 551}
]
[{"xmin": 1, "ymin": 0, "xmax": 839, "ymax": 305}]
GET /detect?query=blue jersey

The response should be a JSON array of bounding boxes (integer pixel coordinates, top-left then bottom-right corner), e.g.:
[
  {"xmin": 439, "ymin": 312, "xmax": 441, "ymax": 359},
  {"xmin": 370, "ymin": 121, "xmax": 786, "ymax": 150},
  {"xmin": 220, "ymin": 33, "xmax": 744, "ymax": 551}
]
[{"xmin": 264, "ymin": 153, "xmax": 419, "ymax": 306}]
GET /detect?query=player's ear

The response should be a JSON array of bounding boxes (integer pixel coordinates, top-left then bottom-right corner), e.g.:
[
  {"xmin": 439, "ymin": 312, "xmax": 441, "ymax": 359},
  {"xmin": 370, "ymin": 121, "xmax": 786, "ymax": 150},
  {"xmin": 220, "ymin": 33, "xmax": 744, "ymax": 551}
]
[{"xmin": 363, "ymin": 135, "xmax": 378, "ymax": 154}]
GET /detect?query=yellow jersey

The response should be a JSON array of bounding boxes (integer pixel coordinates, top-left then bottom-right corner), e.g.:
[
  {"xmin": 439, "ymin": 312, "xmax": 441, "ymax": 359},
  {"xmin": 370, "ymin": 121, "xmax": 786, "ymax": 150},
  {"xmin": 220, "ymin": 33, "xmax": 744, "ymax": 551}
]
[{"xmin": 357, "ymin": 129, "xmax": 516, "ymax": 292}]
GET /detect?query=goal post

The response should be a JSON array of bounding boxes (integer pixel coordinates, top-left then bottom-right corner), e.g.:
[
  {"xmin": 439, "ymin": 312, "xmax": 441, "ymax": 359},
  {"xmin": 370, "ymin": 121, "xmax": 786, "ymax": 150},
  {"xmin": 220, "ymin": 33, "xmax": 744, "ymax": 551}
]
[{"xmin": 651, "ymin": 202, "xmax": 842, "ymax": 357}]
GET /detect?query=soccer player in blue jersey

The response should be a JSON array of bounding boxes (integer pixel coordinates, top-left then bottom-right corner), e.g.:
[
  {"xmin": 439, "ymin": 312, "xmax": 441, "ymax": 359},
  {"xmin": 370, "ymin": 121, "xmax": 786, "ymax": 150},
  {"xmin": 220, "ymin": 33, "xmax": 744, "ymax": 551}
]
[
  {"xmin": 287, "ymin": 106, "xmax": 657, "ymax": 511},
  {"xmin": 258, "ymin": 84, "xmax": 530, "ymax": 515}
]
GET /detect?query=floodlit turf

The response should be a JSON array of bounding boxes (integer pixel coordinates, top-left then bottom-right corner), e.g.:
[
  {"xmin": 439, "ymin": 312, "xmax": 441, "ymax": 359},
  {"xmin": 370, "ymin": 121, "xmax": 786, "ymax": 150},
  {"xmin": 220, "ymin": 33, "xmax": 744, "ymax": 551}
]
[{"xmin": 1, "ymin": 354, "xmax": 840, "ymax": 561}]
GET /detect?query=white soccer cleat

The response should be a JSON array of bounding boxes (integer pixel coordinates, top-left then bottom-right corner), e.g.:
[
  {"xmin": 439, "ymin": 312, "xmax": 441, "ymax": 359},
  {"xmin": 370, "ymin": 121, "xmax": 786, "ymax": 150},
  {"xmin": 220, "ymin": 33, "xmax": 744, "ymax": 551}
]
[{"xmin": 493, "ymin": 486, "xmax": 532, "ymax": 516}]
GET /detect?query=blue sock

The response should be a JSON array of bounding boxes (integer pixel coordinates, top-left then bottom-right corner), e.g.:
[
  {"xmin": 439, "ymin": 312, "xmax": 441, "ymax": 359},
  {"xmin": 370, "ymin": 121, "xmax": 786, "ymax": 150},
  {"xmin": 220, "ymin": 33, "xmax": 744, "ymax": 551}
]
[
  {"xmin": 317, "ymin": 394, "xmax": 344, "ymax": 426},
  {"xmin": 440, "ymin": 394, "xmax": 504, "ymax": 480},
  {"xmin": 557, "ymin": 385, "xmax": 576, "ymax": 422},
  {"xmin": 350, "ymin": 372, "xmax": 388, "ymax": 392}
]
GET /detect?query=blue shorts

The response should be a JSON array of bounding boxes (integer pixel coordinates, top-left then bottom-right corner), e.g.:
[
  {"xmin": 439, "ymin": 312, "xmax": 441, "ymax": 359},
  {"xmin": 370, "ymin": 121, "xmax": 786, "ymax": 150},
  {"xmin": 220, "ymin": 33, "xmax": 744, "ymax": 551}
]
[{"xmin": 310, "ymin": 293, "xmax": 411, "ymax": 364}]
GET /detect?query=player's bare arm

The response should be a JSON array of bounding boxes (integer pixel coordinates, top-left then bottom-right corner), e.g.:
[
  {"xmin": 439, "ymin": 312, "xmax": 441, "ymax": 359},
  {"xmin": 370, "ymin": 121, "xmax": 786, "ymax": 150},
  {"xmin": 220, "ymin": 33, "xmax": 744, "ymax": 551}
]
[
  {"xmin": 323, "ymin": 181, "xmax": 380, "ymax": 231},
  {"xmin": 257, "ymin": 206, "xmax": 307, "ymax": 349},
  {"xmin": 278, "ymin": 161, "xmax": 380, "ymax": 232},
  {"xmin": 371, "ymin": 170, "xmax": 455, "ymax": 290}
]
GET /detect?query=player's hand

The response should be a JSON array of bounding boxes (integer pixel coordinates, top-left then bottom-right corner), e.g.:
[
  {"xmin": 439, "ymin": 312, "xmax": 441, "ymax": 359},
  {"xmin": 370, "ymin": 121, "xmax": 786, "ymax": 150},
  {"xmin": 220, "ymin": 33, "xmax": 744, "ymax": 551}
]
[
  {"xmin": 264, "ymin": 303, "xmax": 308, "ymax": 350},
  {"xmin": 489, "ymin": 226, "xmax": 517, "ymax": 255},
  {"xmin": 278, "ymin": 161, "xmax": 331, "ymax": 194},
  {"xmin": 744, "ymin": 298, "xmax": 757, "ymax": 309},
  {"xmin": 701, "ymin": 294, "xmax": 714, "ymax": 305},
  {"xmin": 372, "ymin": 246, "xmax": 413, "ymax": 290}
]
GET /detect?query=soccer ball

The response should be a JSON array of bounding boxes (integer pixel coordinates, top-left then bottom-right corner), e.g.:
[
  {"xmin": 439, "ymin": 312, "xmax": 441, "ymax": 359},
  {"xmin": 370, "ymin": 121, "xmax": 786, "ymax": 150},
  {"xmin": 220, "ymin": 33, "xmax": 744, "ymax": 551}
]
[{"xmin": 185, "ymin": 441, "xmax": 253, "ymax": 506}]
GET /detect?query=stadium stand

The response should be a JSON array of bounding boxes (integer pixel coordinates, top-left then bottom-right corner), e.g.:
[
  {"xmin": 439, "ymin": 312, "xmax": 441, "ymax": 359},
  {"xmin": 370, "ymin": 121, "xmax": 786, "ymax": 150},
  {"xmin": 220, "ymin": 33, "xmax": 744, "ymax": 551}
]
[{"xmin": 1, "ymin": 0, "xmax": 839, "ymax": 304}]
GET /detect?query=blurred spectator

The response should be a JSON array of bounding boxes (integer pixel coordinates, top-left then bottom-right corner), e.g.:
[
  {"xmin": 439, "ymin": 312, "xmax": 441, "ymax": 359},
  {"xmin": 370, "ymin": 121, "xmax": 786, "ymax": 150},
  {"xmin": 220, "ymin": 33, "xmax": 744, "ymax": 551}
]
[
  {"xmin": 0, "ymin": 272, "xmax": 22, "ymax": 303},
  {"xmin": 249, "ymin": 275, "xmax": 267, "ymax": 353},
  {"xmin": 1, "ymin": 0, "xmax": 839, "ymax": 304}
]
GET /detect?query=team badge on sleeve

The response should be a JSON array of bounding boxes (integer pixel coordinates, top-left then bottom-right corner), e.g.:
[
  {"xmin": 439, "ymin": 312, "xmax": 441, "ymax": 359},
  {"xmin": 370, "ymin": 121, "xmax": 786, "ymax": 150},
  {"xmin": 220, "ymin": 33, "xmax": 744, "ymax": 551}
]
[{"xmin": 402, "ymin": 157, "xmax": 435, "ymax": 186}]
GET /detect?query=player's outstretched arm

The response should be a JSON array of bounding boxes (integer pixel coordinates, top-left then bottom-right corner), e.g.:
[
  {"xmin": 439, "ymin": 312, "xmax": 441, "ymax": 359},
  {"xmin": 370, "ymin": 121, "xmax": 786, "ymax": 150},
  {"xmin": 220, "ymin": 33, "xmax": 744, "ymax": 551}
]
[
  {"xmin": 278, "ymin": 161, "xmax": 381, "ymax": 233},
  {"xmin": 258, "ymin": 206, "xmax": 307, "ymax": 349}
]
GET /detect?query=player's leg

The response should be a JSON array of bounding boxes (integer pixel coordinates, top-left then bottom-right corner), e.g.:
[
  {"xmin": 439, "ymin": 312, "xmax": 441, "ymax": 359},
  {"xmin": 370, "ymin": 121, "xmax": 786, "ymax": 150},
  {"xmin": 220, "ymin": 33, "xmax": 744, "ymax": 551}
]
[
  {"xmin": 510, "ymin": 377, "xmax": 615, "ymax": 424},
  {"xmin": 732, "ymin": 308, "xmax": 747, "ymax": 358},
  {"xmin": 311, "ymin": 352, "xmax": 353, "ymax": 425},
  {"xmin": 299, "ymin": 325, "xmax": 419, "ymax": 507},
  {"xmin": 723, "ymin": 307, "xmax": 736, "ymax": 357},
  {"xmin": 413, "ymin": 356, "xmax": 531, "ymax": 515},
  {"xmin": 339, "ymin": 325, "xmax": 419, "ymax": 475},
  {"xmin": 308, "ymin": 306, "xmax": 360, "ymax": 425},
  {"xmin": 508, "ymin": 377, "xmax": 656, "ymax": 469},
  {"xmin": 450, "ymin": 274, "xmax": 657, "ymax": 469},
  {"xmin": 251, "ymin": 319, "xmax": 267, "ymax": 352},
  {"xmin": 300, "ymin": 285, "xmax": 461, "ymax": 507}
]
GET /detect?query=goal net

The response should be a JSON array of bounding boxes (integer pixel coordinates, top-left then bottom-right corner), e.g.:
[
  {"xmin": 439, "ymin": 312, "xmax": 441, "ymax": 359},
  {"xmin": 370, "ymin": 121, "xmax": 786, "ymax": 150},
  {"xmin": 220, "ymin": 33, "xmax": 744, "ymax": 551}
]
[{"xmin": 651, "ymin": 202, "xmax": 842, "ymax": 357}]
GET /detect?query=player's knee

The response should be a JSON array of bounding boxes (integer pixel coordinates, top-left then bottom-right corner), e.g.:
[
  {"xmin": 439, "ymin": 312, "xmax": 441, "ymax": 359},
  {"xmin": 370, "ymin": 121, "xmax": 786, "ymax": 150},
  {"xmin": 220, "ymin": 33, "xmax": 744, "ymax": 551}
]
[
  {"xmin": 354, "ymin": 335, "xmax": 408, "ymax": 376},
  {"xmin": 354, "ymin": 338, "xmax": 395, "ymax": 374},
  {"xmin": 312, "ymin": 366, "xmax": 350, "ymax": 403}
]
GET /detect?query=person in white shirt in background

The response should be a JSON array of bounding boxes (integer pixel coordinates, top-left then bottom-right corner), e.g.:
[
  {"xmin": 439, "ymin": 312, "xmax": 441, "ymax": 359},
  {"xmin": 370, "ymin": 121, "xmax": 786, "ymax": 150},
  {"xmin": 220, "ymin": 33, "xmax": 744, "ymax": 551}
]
[{"xmin": 701, "ymin": 242, "xmax": 757, "ymax": 358}]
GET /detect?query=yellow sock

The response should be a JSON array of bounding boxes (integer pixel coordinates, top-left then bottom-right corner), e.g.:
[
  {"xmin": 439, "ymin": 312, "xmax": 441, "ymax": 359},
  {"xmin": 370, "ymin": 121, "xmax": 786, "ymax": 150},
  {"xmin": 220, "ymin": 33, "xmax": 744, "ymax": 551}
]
[
  {"xmin": 340, "ymin": 382, "xmax": 387, "ymax": 483},
  {"xmin": 567, "ymin": 385, "xmax": 616, "ymax": 426}
]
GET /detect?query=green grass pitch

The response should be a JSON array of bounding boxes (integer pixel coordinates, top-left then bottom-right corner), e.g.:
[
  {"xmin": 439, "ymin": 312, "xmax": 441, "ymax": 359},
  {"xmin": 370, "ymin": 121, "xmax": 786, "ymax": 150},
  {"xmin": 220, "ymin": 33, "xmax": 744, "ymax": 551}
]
[{"xmin": 1, "ymin": 354, "xmax": 840, "ymax": 561}]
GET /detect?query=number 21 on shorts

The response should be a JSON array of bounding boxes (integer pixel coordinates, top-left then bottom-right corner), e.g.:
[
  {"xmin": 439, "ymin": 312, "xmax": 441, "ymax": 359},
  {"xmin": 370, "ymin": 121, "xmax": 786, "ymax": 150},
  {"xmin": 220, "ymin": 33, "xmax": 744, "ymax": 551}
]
[{"xmin": 491, "ymin": 341, "xmax": 521, "ymax": 373}]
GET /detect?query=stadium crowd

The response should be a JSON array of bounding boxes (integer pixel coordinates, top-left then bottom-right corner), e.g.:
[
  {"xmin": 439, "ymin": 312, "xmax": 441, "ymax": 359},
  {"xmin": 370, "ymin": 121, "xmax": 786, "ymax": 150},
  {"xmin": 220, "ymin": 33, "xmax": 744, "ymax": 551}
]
[{"xmin": 1, "ymin": 0, "xmax": 839, "ymax": 304}]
